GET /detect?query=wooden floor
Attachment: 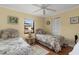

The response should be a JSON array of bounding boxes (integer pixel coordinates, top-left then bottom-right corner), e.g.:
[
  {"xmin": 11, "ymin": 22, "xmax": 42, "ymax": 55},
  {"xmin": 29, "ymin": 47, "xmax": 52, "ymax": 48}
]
[{"xmin": 35, "ymin": 43, "xmax": 73, "ymax": 55}]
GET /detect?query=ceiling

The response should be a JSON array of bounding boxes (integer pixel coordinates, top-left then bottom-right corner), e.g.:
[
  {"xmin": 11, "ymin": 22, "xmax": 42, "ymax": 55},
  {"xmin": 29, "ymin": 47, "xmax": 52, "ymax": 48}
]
[{"xmin": 0, "ymin": 4, "xmax": 79, "ymax": 17}]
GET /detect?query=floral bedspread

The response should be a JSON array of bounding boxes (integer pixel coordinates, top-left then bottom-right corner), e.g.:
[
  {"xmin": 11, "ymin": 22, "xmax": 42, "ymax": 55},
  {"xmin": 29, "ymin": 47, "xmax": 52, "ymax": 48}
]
[
  {"xmin": 36, "ymin": 34, "xmax": 61, "ymax": 52},
  {"xmin": 0, "ymin": 37, "xmax": 32, "ymax": 55}
]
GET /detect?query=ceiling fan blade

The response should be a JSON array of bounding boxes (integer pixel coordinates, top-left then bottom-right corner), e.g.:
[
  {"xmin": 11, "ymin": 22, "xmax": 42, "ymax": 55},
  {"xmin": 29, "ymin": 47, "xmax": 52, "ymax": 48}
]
[
  {"xmin": 33, "ymin": 8, "xmax": 42, "ymax": 13},
  {"xmin": 46, "ymin": 8, "xmax": 56, "ymax": 12},
  {"xmin": 32, "ymin": 4, "xmax": 41, "ymax": 8}
]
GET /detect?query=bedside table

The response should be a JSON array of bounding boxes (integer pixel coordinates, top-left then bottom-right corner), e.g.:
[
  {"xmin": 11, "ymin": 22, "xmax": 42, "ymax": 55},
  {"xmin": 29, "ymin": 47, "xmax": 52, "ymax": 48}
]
[{"xmin": 25, "ymin": 37, "xmax": 36, "ymax": 45}]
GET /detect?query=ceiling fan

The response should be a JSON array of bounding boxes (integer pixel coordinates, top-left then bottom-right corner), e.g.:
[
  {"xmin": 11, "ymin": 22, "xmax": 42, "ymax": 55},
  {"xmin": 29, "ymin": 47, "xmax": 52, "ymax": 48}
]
[{"xmin": 32, "ymin": 4, "xmax": 56, "ymax": 16}]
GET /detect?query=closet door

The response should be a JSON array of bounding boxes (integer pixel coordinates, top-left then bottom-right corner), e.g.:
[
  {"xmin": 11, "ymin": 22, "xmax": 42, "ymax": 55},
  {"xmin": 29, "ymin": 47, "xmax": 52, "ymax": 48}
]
[{"xmin": 52, "ymin": 18, "xmax": 61, "ymax": 35}]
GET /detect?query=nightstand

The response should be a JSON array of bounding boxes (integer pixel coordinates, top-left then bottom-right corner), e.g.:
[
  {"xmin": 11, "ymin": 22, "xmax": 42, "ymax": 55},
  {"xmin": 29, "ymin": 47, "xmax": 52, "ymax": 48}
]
[{"xmin": 25, "ymin": 37, "xmax": 35, "ymax": 45}]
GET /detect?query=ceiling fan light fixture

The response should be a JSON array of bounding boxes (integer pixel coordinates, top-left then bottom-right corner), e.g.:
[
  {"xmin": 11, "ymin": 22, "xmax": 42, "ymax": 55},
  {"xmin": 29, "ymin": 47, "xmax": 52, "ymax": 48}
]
[{"xmin": 33, "ymin": 4, "xmax": 56, "ymax": 16}]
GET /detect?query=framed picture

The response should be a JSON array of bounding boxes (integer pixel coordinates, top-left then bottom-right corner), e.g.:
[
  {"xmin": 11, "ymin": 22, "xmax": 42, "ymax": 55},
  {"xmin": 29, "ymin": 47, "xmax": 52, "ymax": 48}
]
[
  {"xmin": 70, "ymin": 16, "xmax": 79, "ymax": 24},
  {"xmin": 8, "ymin": 16, "xmax": 18, "ymax": 24},
  {"xmin": 24, "ymin": 19, "xmax": 34, "ymax": 34}
]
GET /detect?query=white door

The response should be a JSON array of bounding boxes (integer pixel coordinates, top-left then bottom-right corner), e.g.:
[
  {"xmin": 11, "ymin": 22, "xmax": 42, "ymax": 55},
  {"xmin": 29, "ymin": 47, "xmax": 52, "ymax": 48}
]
[{"xmin": 52, "ymin": 18, "xmax": 61, "ymax": 35}]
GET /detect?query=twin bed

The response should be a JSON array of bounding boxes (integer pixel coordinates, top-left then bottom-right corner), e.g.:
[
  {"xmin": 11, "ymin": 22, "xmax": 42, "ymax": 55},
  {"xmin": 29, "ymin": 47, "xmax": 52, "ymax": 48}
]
[
  {"xmin": 0, "ymin": 29, "xmax": 32, "ymax": 55},
  {"xmin": 36, "ymin": 29, "xmax": 64, "ymax": 53}
]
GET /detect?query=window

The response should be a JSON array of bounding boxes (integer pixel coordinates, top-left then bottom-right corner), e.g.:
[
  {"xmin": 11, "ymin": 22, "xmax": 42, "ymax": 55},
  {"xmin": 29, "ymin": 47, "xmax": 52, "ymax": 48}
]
[{"xmin": 24, "ymin": 19, "xmax": 34, "ymax": 34}]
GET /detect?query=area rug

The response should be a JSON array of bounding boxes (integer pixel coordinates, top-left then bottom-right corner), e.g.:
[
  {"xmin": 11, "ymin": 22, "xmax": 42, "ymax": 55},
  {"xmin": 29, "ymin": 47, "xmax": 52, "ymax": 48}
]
[{"xmin": 31, "ymin": 45, "xmax": 49, "ymax": 55}]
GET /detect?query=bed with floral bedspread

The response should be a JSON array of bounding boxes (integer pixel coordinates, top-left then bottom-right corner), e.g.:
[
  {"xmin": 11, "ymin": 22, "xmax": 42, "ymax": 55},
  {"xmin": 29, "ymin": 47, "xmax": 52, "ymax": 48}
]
[
  {"xmin": 0, "ymin": 29, "xmax": 32, "ymax": 55},
  {"xmin": 36, "ymin": 29, "xmax": 64, "ymax": 53}
]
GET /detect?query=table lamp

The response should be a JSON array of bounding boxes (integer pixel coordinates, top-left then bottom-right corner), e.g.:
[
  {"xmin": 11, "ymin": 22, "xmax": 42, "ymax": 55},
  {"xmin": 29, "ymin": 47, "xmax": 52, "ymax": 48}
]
[{"xmin": 28, "ymin": 27, "xmax": 32, "ymax": 38}]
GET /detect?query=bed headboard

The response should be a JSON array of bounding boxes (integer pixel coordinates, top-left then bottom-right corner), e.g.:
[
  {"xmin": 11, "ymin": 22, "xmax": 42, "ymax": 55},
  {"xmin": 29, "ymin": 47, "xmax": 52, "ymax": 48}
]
[
  {"xmin": 0, "ymin": 28, "xmax": 19, "ymax": 39},
  {"xmin": 36, "ymin": 29, "xmax": 46, "ymax": 34}
]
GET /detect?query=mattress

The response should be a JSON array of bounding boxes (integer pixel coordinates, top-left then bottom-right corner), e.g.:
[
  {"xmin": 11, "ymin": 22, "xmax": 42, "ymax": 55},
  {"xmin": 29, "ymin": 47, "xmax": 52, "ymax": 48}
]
[
  {"xmin": 0, "ymin": 37, "xmax": 32, "ymax": 55},
  {"xmin": 36, "ymin": 34, "xmax": 61, "ymax": 52}
]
